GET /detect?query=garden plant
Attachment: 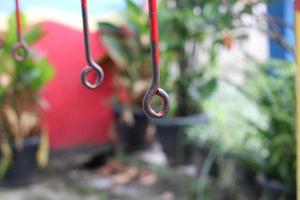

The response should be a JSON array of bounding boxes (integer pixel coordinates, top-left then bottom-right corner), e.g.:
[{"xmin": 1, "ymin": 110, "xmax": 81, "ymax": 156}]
[{"xmin": 0, "ymin": 14, "xmax": 54, "ymax": 183}]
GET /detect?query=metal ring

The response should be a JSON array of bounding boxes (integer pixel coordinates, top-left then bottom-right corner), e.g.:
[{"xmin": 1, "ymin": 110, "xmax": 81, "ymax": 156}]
[
  {"xmin": 143, "ymin": 87, "xmax": 169, "ymax": 118},
  {"xmin": 81, "ymin": 65, "xmax": 104, "ymax": 90},
  {"xmin": 12, "ymin": 42, "xmax": 29, "ymax": 62}
]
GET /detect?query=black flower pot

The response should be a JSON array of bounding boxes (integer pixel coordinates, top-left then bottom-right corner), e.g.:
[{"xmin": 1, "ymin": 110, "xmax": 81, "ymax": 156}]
[
  {"xmin": 1, "ymin": 136, "xmax": 40, "ymax": 187},
  {"xmin": 113, "ymin": 105, "xmax": 150, "ymax": 153},
  {"xmin": 193, "ymin": 146, "xmax": 219, "ymax": 177},
  {"xmin": 152, "ymin": 114, "xmax": 207, "ymax": 166},
  {"xmin": 233, "ymin": 165, "xmax": 260, "ymax": 200},
  {"xmin": 257, "ymin": 175, "xmax": 296, "ymax": 200}
]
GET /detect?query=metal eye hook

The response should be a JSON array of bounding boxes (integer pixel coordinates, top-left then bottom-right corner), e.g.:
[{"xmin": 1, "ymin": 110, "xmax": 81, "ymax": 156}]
[
  {"xmin": 13, "ymin": 0, "xmax": 29, "ymax": 62},
  {"xmin": 12, "ymin": 40, "xmax": 29, "ymax": 62},
  {"xmin": 143, "ymin": 86, "xmax": 169, "ymax": 118},
  {"xmin": 143, "ymin": 56, "xmax": 170, "ymax": 118},
  {"xmin": 81, "ymin": 61, "xmax": 104, "ymax": 90},
  {"xmin": 143, "ymin": 0, "xmax": 169, "ymax": 118},
  {"xmin": 80, "ymin": 0, "xmax": 104, "ymax": 90}
]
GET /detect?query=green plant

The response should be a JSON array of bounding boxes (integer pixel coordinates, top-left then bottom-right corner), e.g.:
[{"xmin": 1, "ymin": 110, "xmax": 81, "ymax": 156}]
[
  {"xmin": 98, "ymin": 0, "xmax": 264, "ymax": 116},
  {"xmin": 240, "ymin": 59, "xmax": 296, "ymax": 187},
  {"xmin": 186, "ymin": 81, "xmax": 266, "ymax": 165},
  {"xmin": 194, "ymin": 58, "xmax": 296, "ymax": 183},
  {"xmin": 98, "ymin": 0, "xmax": 152, "ymax": 107},
  {"xmin": 158, "ymin": 0, "xmax": 268, "ymax": 116},
  {"xmin": 187, "ymin": 58, "xmax": 295, "ymax": 198},
  {"xmin": 0, "ymin": 14, "xmax": 54, "ymax": 177}
]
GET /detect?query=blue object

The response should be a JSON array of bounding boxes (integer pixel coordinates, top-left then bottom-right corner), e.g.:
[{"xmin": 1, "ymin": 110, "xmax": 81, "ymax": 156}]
[{"xmin": 267, "ymin": 0, "xmax": 295, "ymax": 61}]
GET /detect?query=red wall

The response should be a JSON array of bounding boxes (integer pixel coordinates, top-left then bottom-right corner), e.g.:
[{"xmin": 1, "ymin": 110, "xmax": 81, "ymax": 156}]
[{"xmin": 34, "ymin": 22, "xmax": 114, "ymax": 150}]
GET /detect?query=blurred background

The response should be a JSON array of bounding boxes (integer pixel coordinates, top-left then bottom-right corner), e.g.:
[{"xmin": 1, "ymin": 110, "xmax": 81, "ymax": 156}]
[{"xmin": 0, "ymin": 0, "xmax": 296, "ymax": 199}]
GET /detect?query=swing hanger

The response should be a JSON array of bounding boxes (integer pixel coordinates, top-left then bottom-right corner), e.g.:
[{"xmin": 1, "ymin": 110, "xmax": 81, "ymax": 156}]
[
  {"xmin": 12, "ymin": 0, "xmax": 29, "ymax": 62},
  {"xmin": 80, "ymin": 0, "xmax": 104, "ymax": 90},
  {"xmin": 10, "ymin": 0, "xmax": 168, "ymax": 118},
  {"xmin": 79, "ymin": 0, "xmax": 168, "ymax": 117},
  {"xmin": 143, "ymin": 0, "xmax": 169, "ymax": 118}
]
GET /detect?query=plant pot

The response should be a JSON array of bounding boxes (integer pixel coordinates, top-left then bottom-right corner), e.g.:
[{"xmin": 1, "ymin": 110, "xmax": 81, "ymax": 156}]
[
  {"xmin": 1, "ymin": 136, "xmax": 40, "ymax": 187},
  {"xmin": 220, "ymin": 155, "xmax": 259, "ymax": 199},
  {"xmin": 257, "ymin": 175, "xmax": 296, "ymax": 200},
  {"xmin": 235, "ymin": 164, "xmax": 257, "ymax": 187},
  {"xmin": 193, "ymin": 146, "xmax": 219, "ymax": 177},
  {"xmin": 113, "ymin": 105, "xmax": 150, "ymax": 153},
  {"xmin": 234, "ymin": 165, "xmax": 260, "ymax": 200},
  {"xmin": 152, "ymin": 114, "xmax": 207, "ymax": 166}
]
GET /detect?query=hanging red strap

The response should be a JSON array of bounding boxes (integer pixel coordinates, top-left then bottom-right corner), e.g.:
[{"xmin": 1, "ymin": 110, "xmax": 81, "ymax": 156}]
[
  {"xmin": 15, "ymin": 0, "xmax": 21, "ymax": 40},
  {"xmin": 148, "ymin": 0, "xmax": 160, "ymax": 65},
  {"xmin": 12, "ymin": 0, "xmax": 29, "ymax": 62},
  {"xmin": 82, "ymin": 0, "xmax": 87, "ymax": 9}
]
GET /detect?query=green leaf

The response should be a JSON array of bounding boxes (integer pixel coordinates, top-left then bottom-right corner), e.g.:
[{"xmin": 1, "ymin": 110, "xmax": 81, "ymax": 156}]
[
  {"xmin": 102, "ymin": 35, "xmax": 128, "ymax": 68},
  {"xmin": 125, "ymin": 0, "xmax": 142, "ymax": 15},
  {"xmin": 24, "ymin": 24, "xmax": 44, "ymax": 45},
  {"xmin": 98, "ymin": 22, "xmax": 124, "ymax": 35},
  {"xmin": 198, "ymin": 78, "xmax": 218, "ymax": 99}
]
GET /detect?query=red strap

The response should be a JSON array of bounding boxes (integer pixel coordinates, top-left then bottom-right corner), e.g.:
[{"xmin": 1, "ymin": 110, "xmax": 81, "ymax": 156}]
[
  {"xmin": 15, "ymin": 0, "xmax": 21, "ymax": 37},
  {"xmin": 82, "ymin": 0, "xmax": 87, "ymax": 9},
  {"xmin": 148, "ymin": 0, "xmax": 160, "ymax": 65},
  {"xmin": 296, "ymin": 0, "xmax": 300, "ymax": 12}
]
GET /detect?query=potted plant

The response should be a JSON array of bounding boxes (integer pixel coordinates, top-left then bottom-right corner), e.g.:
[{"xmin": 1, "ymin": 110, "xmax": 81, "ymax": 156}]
[
  {"xmin": 97, "ymin": 0, "xmax": 154, "ymax": 152},
  {"xmin": 237, "ymin": 59, "xmax": 296, "ymax": 199},
  {"xmin": 150, "ymin": 0, "xmax": 266, "ymax": 165},
  {"xmin": 207, "ymin": 58, "xmax": 296, "ymax": 199},
  {"xmin": 186, "ymin": 59, "xmax": 296, "ymax": 199},
  {"xmin": 0, "ymin": 15, "xmax": 54, "ymax": 186},
  {"xmin": 186, "ymin": 82, "xmax": 265, "ymax": 198},
  {"xmin": 99, "ymin": 0, "xmax": 262, "ymax": 163}
]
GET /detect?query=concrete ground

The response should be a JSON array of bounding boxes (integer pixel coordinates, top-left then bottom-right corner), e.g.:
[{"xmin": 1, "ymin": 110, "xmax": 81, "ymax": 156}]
[
  {"xmin": 0, "ymin": 166, "xmax": 196, "ymax": 200},
  {"xmin": 0, "ymin": 144, "xmax": 197, "ymax": 200}
]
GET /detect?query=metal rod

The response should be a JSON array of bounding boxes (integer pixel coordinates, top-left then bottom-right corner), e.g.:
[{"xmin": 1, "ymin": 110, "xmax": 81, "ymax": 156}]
[
  {"xmin": 143, "ymin": 0, "xmax": 169, "ymax": 118},
  {"xmin": 12, "ymin": 0, "xmax": 29, "ymax": 62},
  {"xmin": 80, "ymin": 0, "xmax": 104, "ymax": 90}
]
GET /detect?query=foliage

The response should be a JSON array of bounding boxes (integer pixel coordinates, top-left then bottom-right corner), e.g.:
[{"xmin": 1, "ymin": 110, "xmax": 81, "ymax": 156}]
[
  {"xmin": 0, "ymin": 14, "xmax": 54, "ymax": 177},
  {"xmin": 241, "ymin": 59, "xmax": 295, "ymax": 186},
  {"xmin": 98, "ymin": 0, "xmax": 152, "ymax": 107},
  {"xmin": 188, "ymin": 59, "xmax": 295, "ymax": 188},
  {"xmin": 186, "ymin": 80, "xmax": 267, "ymax": 169},
  {"xmin": 158, "ymin": 0, "xmax": 267, "ymax": 116},
  {"xmin": 99, "ymin": 0, "xmax": 267, "ymax": 116}
]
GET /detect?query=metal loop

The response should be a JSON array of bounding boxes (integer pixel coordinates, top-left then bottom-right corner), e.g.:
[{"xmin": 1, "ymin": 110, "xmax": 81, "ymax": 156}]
[
  {"xmin": 12, "ymin": 42, "xmax": 29, "ymax": 62},
  {"xmin": 143, "ymin": 87, "xmax": 169, "ymax": 118},
  {"xmin": 81, "ymin": 64, "xmax": 104, "ymax": 90}
]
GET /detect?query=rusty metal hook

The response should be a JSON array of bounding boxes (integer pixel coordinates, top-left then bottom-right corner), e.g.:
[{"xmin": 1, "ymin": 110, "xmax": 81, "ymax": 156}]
[
  {"xmin": 12, "ymin": 0, "xmax": 29, "ymax": 62},
  {"xmin": 80, "ymin": 0, "xmax": 104, "ymax": 90},
  {"xmin": 143, "ymin": 0, "xmax": 169, "ymax": 118}
]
